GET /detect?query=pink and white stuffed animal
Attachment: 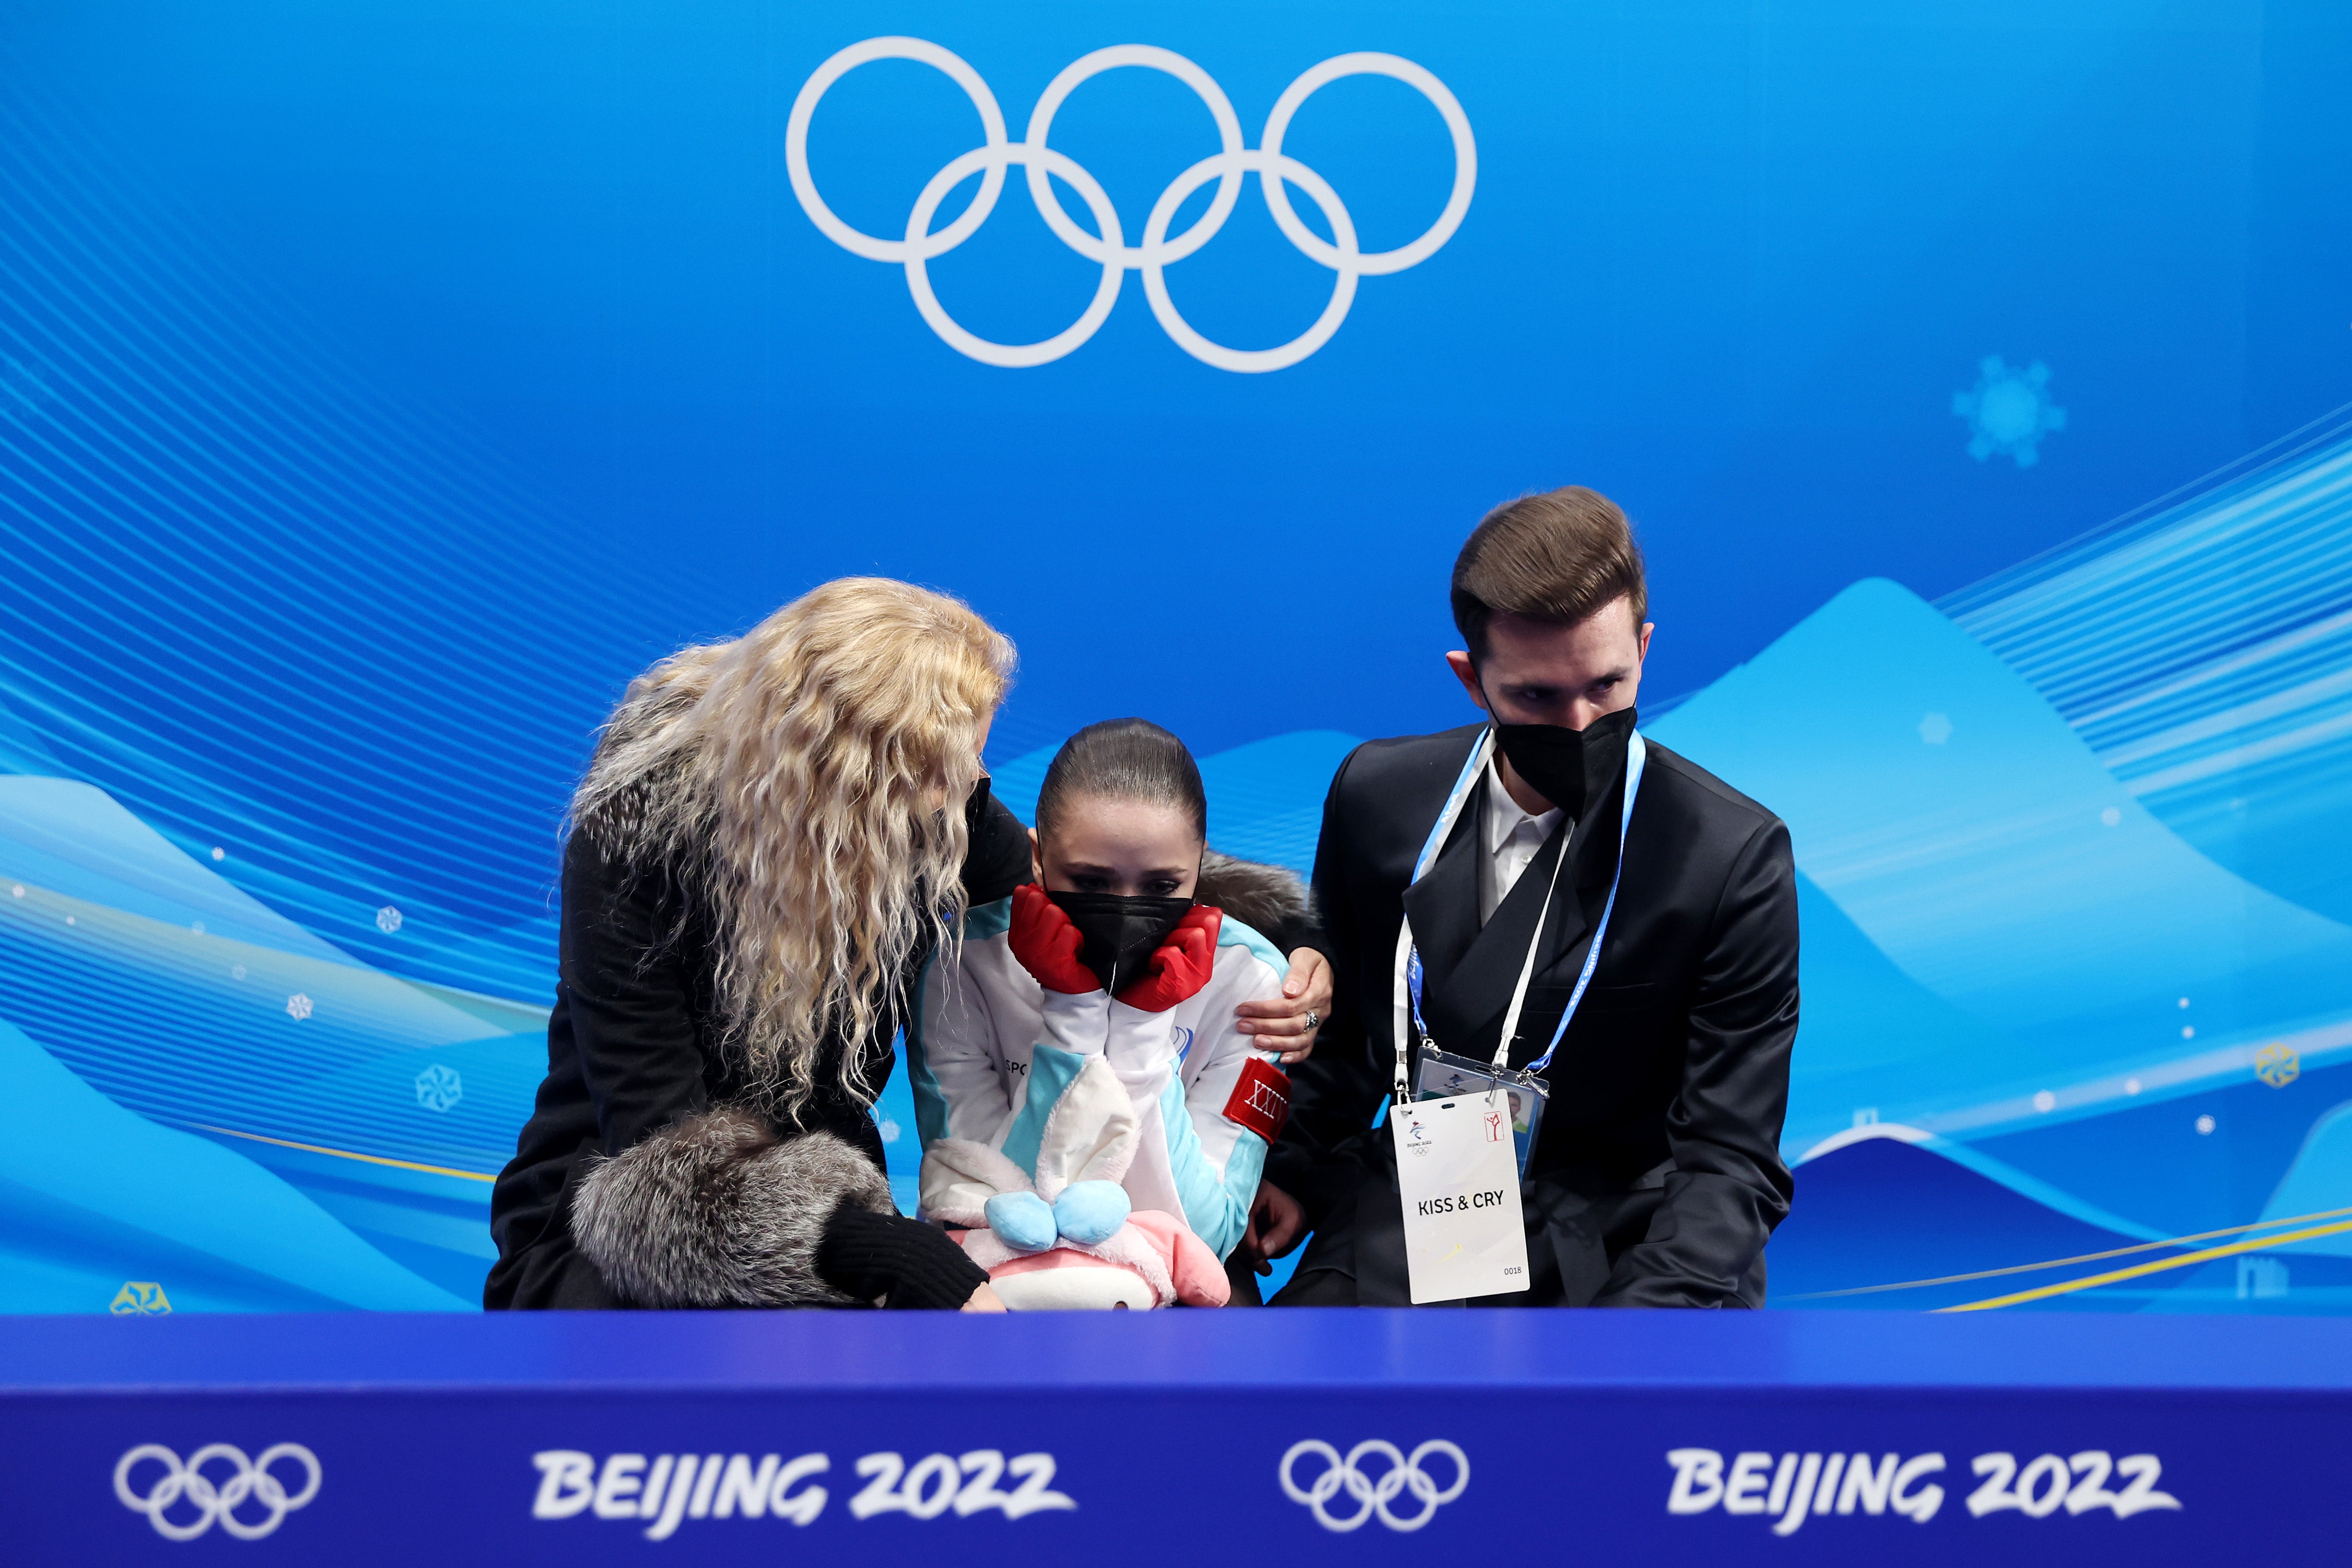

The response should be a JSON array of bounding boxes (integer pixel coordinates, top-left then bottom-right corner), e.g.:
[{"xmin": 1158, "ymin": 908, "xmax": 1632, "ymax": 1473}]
[{"xmin": 919, "ymin": 1054, "xmax": 1228, "ymax": 1309}]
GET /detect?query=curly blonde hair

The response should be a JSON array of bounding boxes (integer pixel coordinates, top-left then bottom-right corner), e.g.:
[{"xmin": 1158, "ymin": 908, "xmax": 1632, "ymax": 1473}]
[{"xmin": 570, "ymin": 578, "xmax": 1014, "ymax": 1115}]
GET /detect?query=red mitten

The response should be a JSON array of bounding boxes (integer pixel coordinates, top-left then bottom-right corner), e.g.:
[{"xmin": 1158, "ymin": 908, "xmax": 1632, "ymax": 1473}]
[
  {"xmin": 1009, "ymin": 883, "xmax": 1099, "ymax": 995},
  {"xmin": 1114, "ymin": 905, "xmax": 1224, "ymax": 1013}
]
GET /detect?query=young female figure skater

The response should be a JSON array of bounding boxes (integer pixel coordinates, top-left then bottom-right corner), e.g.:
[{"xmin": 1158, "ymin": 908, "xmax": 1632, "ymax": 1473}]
[{"xmin": 908, "ymin": 719, "xmax": 1307, "ymax": 1309}]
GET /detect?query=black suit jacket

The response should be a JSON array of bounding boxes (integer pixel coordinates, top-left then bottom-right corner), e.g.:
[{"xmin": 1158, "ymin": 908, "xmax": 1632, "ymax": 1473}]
[{"xmin": 1266, "ymin": 723, "xmax": 1797, "ymax": 1307}]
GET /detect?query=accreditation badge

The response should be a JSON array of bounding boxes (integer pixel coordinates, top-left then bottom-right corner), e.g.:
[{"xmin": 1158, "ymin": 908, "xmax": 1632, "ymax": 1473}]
[
  {"xmin": 1390, "ymin": 1092, "xmax": 1531, "ymax": 1304},
  {"xmin": 1415, "ymin": 1047, "xmax": 1550, "ymax": 1181}
]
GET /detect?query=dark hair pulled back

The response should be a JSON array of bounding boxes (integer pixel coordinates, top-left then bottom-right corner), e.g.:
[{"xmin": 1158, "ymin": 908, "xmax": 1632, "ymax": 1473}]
[
  {"xmin": 1034, "ymin": 718, "xmax": 1207, "ymax": 843},
  {"xmin": 1452, "ymin": 485, "xmax": 1647, "ymax": 663}
]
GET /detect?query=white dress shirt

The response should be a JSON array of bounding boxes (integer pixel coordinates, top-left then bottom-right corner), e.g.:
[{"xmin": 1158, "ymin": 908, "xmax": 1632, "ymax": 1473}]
[{"xmin": 1478, "ymin": 759, "xmax": 1568, "ymax": 925}]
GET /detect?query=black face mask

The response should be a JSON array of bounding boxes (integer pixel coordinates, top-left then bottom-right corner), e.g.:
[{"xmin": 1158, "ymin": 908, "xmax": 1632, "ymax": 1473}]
[
  {"xmin": 1048, "ymin": 891, "xmax": 1194, "ymax": 994},
  {"xmin": 1483, "ymin": 702, "xmax": 1640, "ymax": 820}
]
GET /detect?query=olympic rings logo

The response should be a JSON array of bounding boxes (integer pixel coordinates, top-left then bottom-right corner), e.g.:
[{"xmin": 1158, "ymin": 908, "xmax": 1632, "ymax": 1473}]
[
  {"xmin": 1278, "ymin": 1439, "xmax": 1469, "ymax": 1532},
  {"xmin": 787, "ymin": 39, "xmax": 1475, "ymax": 373},
  {"xmin": 113, "ymin": 1443, "xmax": 322, "ymax": 1541}
]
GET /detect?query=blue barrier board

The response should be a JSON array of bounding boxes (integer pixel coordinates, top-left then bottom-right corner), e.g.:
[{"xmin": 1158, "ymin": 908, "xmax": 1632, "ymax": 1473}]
[{"xmin": 1, "ymin": 1309, "xmax": 2342, "ymax": 1563}]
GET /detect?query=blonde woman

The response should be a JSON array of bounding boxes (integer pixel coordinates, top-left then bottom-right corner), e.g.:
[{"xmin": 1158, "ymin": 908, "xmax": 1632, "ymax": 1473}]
[
  {"xmin": 484, "ymin": 578, "xmax": 1335, "ymax": 1309},
  {"xmin": 487, "ymin": 579, "xmax": 1026, "ymax": 1310}
]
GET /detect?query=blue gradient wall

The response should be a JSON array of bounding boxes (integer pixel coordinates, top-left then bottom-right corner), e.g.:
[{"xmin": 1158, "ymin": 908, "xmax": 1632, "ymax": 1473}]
[{"xmin": 0, "ymin": 0, "xmax": 2347, "ymax": 1314}]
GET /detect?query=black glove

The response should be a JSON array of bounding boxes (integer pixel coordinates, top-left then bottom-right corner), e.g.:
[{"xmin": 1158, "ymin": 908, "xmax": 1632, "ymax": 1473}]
[{"xmin": 814, "ymin": 1202, "xmax": 992, "ymax": 1310}]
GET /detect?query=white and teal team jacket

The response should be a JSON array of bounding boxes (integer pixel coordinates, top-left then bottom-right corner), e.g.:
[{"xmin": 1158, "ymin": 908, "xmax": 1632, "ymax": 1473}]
[{"xmin": 907, "ymin": 897, "xmax": 1289, "ymax": 1261}]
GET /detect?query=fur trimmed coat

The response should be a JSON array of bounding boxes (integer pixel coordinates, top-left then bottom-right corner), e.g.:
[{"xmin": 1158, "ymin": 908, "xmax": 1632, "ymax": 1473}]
[{"xmin": 483, "ymin": 794, "xmax": 1036, "ymax": 1309}]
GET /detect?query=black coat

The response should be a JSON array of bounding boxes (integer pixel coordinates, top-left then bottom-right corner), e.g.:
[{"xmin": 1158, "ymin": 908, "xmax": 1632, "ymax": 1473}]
[
  {"xmin": 484, "ymin": 795, "xmax": 1034, "ymax": 1309},
  {"xmin": 1267, "ymin": 723, "xmax": 1797, "ymax": 1308}
]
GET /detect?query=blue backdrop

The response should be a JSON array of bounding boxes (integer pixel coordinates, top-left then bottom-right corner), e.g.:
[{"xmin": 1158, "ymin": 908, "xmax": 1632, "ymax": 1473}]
[{"xmin": 1, "ymin": 0, "xmax": 2348, "ymax": 1314}]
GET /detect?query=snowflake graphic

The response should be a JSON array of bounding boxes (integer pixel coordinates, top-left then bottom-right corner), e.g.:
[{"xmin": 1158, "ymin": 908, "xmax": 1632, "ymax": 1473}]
[
  {"xmin": 415, "ymin": 1062, "xmax": 464, "ymax": 1112},
  {"xmin": 376, "ymin": 906, "xmax": 403, "ymax": 934},
  {"xmin": 1952, "ymin": 355, "xmax": 2067, "ymax": 467},
  {"xmin": 285, "ymin": 992, "xmax": 313, "ymax": 1021}
]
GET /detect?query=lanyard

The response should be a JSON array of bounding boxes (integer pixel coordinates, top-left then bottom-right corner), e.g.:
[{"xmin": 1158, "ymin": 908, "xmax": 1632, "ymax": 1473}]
[{"xmin": 1390, "ymin": 726, "xmax": 1648, "ymax": 1104}]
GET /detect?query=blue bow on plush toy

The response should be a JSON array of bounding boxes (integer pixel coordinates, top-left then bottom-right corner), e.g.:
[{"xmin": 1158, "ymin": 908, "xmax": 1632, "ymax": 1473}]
[
  {"xmin": 982, "ymin": 1181, "xmax": 1132, "ymax": 1252},
  {"xmin": 919, "ymin": 1054, "xmax": 1230, "ymax": 1309}
]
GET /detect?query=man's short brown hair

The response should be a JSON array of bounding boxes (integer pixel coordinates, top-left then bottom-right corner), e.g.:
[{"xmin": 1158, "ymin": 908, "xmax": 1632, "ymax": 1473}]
[{"xmin": 1451, "ymin": 486, "xmax": 1647, "ymax": 663}]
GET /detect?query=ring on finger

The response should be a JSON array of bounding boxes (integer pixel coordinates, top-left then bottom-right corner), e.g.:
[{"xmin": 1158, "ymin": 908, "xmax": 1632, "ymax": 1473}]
[{"xmin": 1304, "ymin": 1009, "xmax": 1320, "ymax": 1030}]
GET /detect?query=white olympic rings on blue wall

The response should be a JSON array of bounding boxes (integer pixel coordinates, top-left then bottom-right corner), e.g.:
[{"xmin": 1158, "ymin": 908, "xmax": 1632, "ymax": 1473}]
[
  {"xmin": 113, "ymin": 1443, "xmax": 323, "ymax": 1541},
  {"xmin": 1278, "ymin": 1438, "xmax": 1470, "ymax": 1531},
  {"xmin": 786, "ymin": 39, "xmax": 1477, "ymax": 372}
]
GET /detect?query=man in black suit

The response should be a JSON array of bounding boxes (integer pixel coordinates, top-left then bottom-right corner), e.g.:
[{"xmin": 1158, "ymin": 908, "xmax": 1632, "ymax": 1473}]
[{"xmin": 1251, "ymin": 487, "xmax": 1797, "ymax": 1307}]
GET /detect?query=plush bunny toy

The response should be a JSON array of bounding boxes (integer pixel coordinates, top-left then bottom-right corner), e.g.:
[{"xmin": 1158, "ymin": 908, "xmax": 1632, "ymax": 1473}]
[{"xmin": 919, "ymin": 1054, "xmax": 1229, "ymax": 1309}]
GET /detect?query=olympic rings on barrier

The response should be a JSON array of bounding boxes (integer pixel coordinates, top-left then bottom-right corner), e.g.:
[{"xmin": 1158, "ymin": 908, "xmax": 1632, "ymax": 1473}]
[
  {"xmin": 785, "ymin": 38, "xmax": 1476, "ymax": 372},
  {"xmin": 1278, "ymin": 1438, "xmax": 1470, "ymax": 1532},
  {"xmin": 113, "ymin": 1443, "xmax": 322, "ymax": 1541}
]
